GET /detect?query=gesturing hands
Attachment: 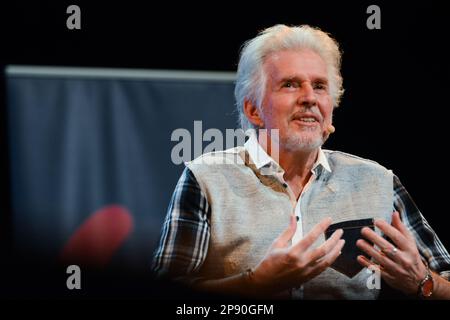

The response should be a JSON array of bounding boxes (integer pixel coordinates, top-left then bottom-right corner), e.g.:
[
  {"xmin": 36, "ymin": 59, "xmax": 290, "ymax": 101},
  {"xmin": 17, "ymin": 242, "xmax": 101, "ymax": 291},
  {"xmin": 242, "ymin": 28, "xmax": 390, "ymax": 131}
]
[
  {"xmin": 357, "ymin": 211, "xmax": 428, "ymax": 295},
  {"xmin": 250, "ymin": 215, "xmax": 345, "ymax": 296}
]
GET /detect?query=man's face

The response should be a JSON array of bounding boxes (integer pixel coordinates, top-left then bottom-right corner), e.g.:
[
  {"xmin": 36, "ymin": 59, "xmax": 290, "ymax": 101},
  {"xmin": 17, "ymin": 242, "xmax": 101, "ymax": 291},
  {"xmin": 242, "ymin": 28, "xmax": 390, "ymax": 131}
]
[{"xmin": 259, "ymin": 49, "xmax": 333, "ymax": 152}]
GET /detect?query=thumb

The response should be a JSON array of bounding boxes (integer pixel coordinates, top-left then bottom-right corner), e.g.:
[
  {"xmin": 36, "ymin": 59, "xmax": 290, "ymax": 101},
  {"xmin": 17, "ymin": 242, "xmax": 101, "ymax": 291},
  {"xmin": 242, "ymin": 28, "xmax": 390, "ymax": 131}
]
[{"xmin": 272, "ymin": 214, "xmax": 297, "ymax": 249}]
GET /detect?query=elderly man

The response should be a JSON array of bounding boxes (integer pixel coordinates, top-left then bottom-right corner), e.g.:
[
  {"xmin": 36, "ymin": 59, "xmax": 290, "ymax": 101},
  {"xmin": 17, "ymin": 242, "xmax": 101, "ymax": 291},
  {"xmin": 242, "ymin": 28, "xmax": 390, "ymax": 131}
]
[{"xmin": 152, "ymin": 25, "xmax": 450, "ymax": 299}]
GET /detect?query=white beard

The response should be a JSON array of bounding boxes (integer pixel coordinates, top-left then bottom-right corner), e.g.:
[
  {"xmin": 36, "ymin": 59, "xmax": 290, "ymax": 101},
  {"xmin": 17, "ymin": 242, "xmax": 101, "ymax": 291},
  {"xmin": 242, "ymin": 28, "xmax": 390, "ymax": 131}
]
[{"xmin": 283, "ymin": 127, "xmax": 324, "ymax": 152}]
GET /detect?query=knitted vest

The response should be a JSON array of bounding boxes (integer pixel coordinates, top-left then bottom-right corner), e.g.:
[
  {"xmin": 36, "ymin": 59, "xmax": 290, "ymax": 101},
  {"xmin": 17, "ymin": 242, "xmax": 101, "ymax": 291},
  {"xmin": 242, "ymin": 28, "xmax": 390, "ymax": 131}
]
[{"xmin": 186, "ymin": 147, "xmax": 393, "ymax": 299}]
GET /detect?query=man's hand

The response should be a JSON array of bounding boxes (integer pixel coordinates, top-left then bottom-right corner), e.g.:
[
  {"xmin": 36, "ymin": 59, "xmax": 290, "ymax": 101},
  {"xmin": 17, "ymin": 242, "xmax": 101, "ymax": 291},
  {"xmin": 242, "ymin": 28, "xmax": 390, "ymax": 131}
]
[
  {"xmin": 250, "ymin": 215, "xmax": 345, "ymax": 295},
  {"xmin": 356, "ymin": 211, "xmax": 428, "ymax": 295}
]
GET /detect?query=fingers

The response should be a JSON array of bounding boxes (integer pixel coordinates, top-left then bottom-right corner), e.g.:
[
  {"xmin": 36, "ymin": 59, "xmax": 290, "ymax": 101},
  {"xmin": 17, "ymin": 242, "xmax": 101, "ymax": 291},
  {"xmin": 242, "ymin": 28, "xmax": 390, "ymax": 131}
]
[
  {"xmin": 391, "ymin": 211, "xmax": 414, "ymax": 241},
  {"xmin": 360, "ymin": 227, "xmax": 399, "ymax": 261},
  {"xmin": 374, "ymin": 218, "xmax": 408, "ymax": 250},
  {"xmin": 306, "ymin": 239, "xmax": 345, "ymax": 280},
  {"xmin": 291, "ymin": 217, "xmax": 332, "ymax": 254},
  {"xmin": 357, "ymin": 255, "xmax": 396, "ymax": 282},
  {"xmin": 356, "ymin": 239, "xmax": 402, "ymax": 274},
  {"xmin": 271, "ymin": 214, "xmax": 297, "ymax": 249},
  {"xmin": 357, "ymin": 254, "xmax": 372, "ymax": 269},
  {"xmin": 306, "ymin": 228, "xmax": 343, "ymax": 263},
  {"xmin": 315, "ymin": 238, "xmax": 345, "ymax": 269}
]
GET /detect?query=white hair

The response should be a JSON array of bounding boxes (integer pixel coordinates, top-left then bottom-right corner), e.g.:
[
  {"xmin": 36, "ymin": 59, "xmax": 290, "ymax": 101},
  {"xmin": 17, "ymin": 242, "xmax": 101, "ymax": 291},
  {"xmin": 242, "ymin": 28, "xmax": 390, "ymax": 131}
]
[{"xmin": 234, "ymin": 24, "xmax": 344, "ymax": 130}]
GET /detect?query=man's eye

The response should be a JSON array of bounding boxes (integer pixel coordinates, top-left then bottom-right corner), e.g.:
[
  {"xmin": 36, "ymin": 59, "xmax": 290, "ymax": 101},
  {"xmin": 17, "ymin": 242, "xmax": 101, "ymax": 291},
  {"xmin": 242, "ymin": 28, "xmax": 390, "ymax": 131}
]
[
  {"xmin": 283, "ymin": 81, "xmax": 297, "ymax": 88},
  {"xmin": 314, "ymin": 83, "xmax": 327, "ymax": 90}
]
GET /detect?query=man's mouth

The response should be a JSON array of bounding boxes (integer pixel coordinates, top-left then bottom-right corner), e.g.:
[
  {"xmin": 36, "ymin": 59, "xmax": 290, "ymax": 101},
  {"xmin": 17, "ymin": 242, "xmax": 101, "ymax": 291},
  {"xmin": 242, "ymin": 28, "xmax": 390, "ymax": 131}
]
[
  {"xmin": 291, "ymin": 115, "xmax": 321, "ymax": 127},
  {"xmin": 295, "ymin": 117, "xmax": 317, "ymax": 123},
  {"xmin": 291, "ymin": 113, "xmax": 321, "ymax": 125}
]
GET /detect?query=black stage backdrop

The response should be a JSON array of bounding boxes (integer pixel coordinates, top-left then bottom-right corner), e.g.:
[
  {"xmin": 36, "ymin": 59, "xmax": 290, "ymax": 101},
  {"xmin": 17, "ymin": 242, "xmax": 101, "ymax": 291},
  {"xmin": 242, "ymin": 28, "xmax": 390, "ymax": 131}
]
[{"xmin": 0, "ymin": 0, "xmax": 449, "ymax": 302}]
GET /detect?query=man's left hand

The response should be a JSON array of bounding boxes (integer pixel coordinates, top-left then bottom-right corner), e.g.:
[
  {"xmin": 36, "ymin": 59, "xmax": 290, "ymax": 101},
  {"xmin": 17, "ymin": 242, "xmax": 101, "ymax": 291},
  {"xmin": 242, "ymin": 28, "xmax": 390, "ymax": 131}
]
[{"xmin": 356, "ymin": 211, "xmax": 428, "ymax": 295}]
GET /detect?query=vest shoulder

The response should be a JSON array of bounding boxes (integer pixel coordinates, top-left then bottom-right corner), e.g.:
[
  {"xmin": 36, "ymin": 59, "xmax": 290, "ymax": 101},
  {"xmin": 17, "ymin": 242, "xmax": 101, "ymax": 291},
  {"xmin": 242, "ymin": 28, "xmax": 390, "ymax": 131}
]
[
  {"xmin": 323, "ymin": 150, "xmax": 392, "ymax": 173},
  {"xmin": 186, "ymin": 147, "xmax": 245, "ymax": 166}
]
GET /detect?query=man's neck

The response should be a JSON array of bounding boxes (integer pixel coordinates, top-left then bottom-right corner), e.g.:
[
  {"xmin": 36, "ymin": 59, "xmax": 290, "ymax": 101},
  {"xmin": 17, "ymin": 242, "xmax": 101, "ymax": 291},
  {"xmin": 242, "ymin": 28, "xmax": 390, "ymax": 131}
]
[
  {"xmin": 257, "ymin": 131, "xmax": 319, "ymax": 189},
  {"xmin": 279, "ymin": 147, "xmax": 318, "ymax": 184}
]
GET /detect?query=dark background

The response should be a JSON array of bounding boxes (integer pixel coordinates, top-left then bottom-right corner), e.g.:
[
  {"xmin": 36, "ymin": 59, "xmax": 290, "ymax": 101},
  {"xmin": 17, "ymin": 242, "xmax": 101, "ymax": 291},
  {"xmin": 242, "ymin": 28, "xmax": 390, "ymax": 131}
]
[{"xmin": 0, "ymin": 0, "xmax": 449, "ymax": 300}]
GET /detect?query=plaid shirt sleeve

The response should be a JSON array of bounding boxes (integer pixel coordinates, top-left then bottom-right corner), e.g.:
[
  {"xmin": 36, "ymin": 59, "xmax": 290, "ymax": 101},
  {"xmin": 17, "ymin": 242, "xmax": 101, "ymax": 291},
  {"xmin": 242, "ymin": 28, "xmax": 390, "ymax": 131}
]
[
  {"xmin": 393, "ymin": 175, "xmax": 450, "ymax": 280},
  {"xmin": 151, "ymin": 166, "xmax": 210, "ymax": 280}
]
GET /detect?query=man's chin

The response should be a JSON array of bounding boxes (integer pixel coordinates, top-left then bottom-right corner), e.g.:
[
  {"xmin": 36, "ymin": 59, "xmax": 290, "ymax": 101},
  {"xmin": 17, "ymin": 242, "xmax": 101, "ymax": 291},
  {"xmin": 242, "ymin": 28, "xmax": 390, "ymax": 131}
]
[{"xmin": 284, "ymin": 136, "xmax": 323, "ymax": 152}]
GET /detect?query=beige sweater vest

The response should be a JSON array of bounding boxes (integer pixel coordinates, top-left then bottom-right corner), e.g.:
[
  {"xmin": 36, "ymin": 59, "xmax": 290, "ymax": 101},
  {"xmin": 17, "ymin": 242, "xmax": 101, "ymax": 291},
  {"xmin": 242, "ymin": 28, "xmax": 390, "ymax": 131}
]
[{"xmin": 187, "ymin": 147, "xmax": 393, "ymax": 299}]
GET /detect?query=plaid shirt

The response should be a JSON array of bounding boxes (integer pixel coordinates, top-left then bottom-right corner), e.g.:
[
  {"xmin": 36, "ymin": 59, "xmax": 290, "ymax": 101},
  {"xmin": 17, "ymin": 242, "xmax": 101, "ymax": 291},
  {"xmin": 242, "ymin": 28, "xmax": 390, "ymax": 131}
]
[{"xmin": 152, "ymin": 154, "xmax": 450, "ymax": 282}]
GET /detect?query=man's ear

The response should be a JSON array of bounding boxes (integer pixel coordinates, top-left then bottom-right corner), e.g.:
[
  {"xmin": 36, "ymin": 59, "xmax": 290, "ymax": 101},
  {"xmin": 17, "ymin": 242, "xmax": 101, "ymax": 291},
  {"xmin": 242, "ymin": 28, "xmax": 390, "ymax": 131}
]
[{"xmin": 243, "ymin": 99, "xmax": 264, "ymax": 128}]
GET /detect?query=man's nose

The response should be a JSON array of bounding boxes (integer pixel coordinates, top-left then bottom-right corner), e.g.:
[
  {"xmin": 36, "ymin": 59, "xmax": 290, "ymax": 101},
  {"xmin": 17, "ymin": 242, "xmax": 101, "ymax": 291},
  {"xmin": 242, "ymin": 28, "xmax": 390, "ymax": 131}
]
[{"xmin": 297, "ymin": 83, "xmax": 317, "ymax": 107}]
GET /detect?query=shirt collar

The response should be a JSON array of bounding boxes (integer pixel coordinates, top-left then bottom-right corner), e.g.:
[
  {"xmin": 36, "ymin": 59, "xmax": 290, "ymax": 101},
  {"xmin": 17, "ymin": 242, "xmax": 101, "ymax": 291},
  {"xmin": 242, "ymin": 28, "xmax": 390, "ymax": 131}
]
[
  {"xmin": 244, "ymin": 131, "xmax": 332, "ymax": 175},
  {"xmin": 244, "ymin": 131, "xmax": 275, "ymax": 170}
]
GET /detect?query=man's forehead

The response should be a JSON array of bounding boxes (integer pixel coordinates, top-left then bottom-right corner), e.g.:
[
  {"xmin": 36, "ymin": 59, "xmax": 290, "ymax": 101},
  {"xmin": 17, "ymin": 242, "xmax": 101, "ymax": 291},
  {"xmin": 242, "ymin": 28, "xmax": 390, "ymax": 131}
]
[{"xmin": 263, "ymin": 49, "xmax": 328, "ymax": 81}]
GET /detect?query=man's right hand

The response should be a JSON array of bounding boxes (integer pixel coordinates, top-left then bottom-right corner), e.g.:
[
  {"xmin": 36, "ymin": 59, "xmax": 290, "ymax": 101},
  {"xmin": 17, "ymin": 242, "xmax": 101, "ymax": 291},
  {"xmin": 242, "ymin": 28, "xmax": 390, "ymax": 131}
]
[{"xmin": 250, "ymin": 215, "xmax": 345, "ymax": 296}]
